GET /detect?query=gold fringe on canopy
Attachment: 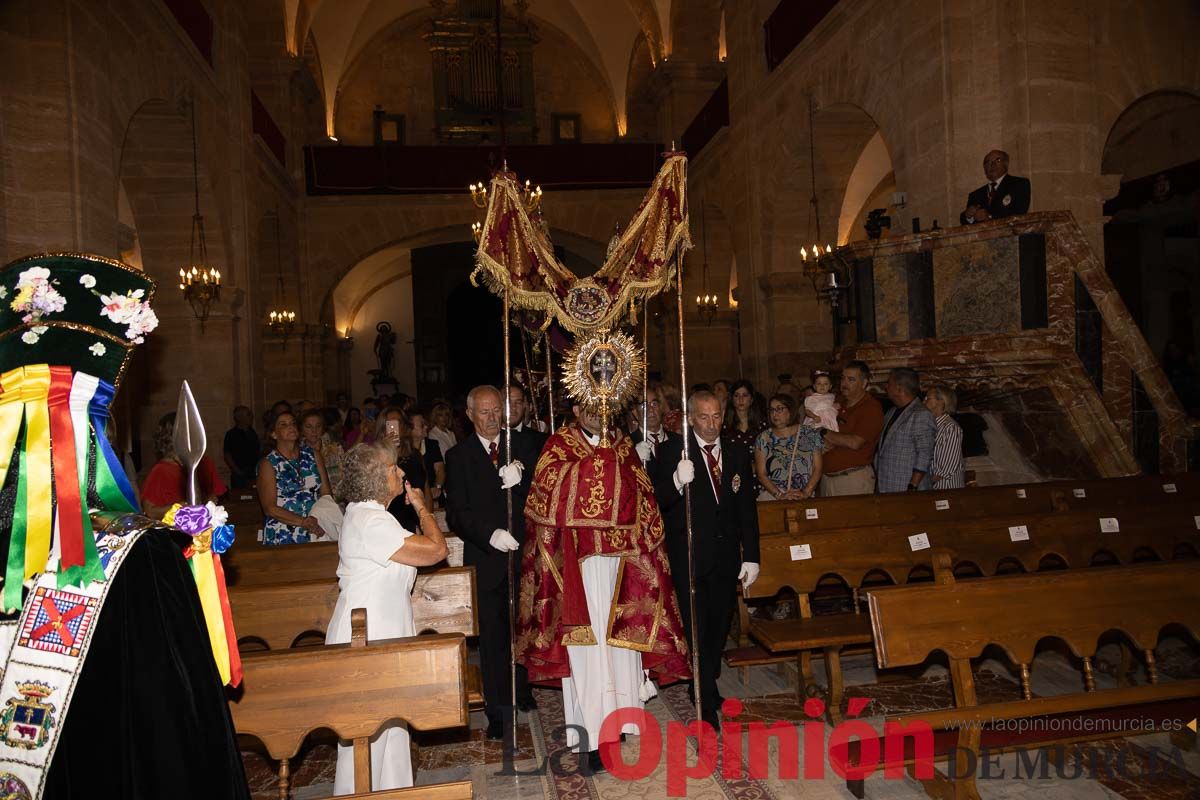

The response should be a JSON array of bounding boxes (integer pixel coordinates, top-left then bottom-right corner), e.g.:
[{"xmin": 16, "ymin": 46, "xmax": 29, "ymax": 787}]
[{"xmin": 473, "ymin": 153, "xmax": 692, "ymax": 334}]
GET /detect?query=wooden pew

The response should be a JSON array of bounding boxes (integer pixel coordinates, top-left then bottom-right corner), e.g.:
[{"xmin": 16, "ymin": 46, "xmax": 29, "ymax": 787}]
[
  {"xmin": 840, "ymin": 559, "xmax": 1200, "ymax": 800},
  {"xmin": 222, "ymin": 540, "xmax": 340, "ymax": 587},
  {"xmin": 756, "ymin": 480, "xmax": 1062, "ymax": 537},
  {"xmin": 1049, "ymin": 472, "xmax": 1200, "ymax": 514},
  {"xmin": 230, "ymin": 567, "xmax": 484, "ymax": 708},
  {"xmin": 230, "ymin": 566, "xmax": 479, "ymax": 649},
  {"xmin": 732, "ymin": 503, "xmax": 1200, "ymax": 720},
  {"xmin": 222, "ymin": 535, "xmax": 465, "ymax": 588},
  {"xmin": 230, "ymin": 609, "xmax": 472, "ymax": 799}
]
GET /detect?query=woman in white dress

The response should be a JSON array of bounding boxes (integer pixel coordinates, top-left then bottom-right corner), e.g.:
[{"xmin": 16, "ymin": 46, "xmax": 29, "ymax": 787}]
[{"xmin": 326, "ymin": 441, "xmax": 448, "ymax": 794}]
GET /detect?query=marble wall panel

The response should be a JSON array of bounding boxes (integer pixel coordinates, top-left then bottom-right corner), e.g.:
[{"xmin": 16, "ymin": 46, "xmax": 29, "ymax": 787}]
[
  {"xmin": 933, "ymin": 237, "xmax": 1021, "ymax": 337},
  {"xmin": 873, "ymin": 253, "xmax": 910, "ymax": 342}
]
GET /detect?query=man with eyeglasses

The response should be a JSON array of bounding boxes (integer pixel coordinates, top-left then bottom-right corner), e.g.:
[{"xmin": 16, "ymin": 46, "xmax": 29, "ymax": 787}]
[
  {"xmin": 652, "ymin": 390, "xmax": 759, "ymax": 729},
  {"xmin": 960, "ymin": 149, "xmax": 1031, "ymax": 225},
  {"xmin": 631, "ymin": 382, "xmax": 680, "ymax": 467}
]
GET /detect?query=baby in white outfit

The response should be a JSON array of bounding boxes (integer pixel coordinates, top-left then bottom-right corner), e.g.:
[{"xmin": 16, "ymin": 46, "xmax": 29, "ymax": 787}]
[{"xmin": 803, "ymin": 372, "xmax": 840, "ymax": 432}]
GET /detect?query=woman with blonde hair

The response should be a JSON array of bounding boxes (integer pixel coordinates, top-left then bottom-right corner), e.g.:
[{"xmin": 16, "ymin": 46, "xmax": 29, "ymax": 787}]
[{"xmin": 327, "ymin": 441, "xmax": 448, "ymax": 793}]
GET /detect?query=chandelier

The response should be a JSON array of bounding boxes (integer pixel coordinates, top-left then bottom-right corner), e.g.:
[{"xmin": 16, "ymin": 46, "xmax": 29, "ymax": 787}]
[
  {"xmin": 694, "ymin": 200, "xmax": 719, "ymax": 324},
  {"xmin": 265, "ymin": 210, "xmax": 297, "ymax": 340},
  {"xmin": 179, "ymin": 99, "xmax": 220, "ymax": 327},
  {"xmin": 469, "ymin": 167, "xmax": 543, "ymax": 234}
]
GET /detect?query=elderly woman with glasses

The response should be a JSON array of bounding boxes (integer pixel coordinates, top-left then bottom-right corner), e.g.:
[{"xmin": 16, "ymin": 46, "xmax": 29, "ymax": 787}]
[
  {"xmin": 326, "ymin": 441, "xmax": 448, "ymax": 793},
  {"xmin": 754, "ymin": 393, "xmax": 823, "ymax": 501}
]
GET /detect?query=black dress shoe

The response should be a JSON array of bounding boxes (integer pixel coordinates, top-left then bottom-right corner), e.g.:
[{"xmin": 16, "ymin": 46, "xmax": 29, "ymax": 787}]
[
  {"xmin": 587, "ymin": 750, "xmax": 606, "ymax": 774},
  {"xmin": 485, "ymin": 718, "xmax": 504, "ymax": 740},
  {"xmin": 517, "ymin": 696, "xmax": 538, "ymax": 712}
]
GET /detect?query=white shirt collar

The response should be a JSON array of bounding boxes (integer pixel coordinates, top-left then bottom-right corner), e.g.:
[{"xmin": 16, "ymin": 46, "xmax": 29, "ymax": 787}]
[
  {"xmin": 581, "ymin": 429, "xmax": 601, "ymax": 446},
  {"xmin": 697, "ymin": 435, "xmax": 721, "ymax": 453},
  {"xmin": 476, "ymin": 432, "xmax": 499, "ymax": 451},
  {"xmin": 990, "ymin": 173, "xmax": 1007, "ymax": 189},
  {"xmin": 509, "ymin": 422, "xmax": 524, "ymax": 433},
  {"xmin": 646, "ymin": 426, "xmax": 665, "ymax": 440}
]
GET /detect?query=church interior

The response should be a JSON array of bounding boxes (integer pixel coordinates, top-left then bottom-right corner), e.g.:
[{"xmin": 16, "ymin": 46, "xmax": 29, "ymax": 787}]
[{"xmin": 2, "ymin": 0, "xmax": 1200, "ymax": 798}]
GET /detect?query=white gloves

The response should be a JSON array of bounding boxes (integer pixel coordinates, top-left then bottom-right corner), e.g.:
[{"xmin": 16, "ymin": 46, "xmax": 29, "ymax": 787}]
[
  {"xmin": 489, "ymin": 528, "xmax": 520, "ymax": 552},
  {"xmin": 498, "ymin": 461, "xmax": 524, "ymax": 490},
  {"xmin": 635, "ymin": 440, "xmax": 654, "ymax": 463},
  {"xmin": 738, "ymin": 562, "xmax": 760, "ymax": 590},
  {"xmin": 672, "ymin": 458, "xmax": 695, "ymax": 492}
]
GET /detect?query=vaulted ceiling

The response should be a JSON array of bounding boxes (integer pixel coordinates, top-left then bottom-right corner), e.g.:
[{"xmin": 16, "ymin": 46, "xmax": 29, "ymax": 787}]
[{"xmin": 282, "ymin": 0, "xmax": 690, "ymax": 138}]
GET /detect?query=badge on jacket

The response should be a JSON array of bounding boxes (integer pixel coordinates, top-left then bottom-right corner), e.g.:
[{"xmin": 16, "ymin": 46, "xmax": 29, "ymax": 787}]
[
  {"xmin": 1002, "ymin": 194, "xmax": 1012, "ymax": 207},
  {"xmin": 731, "ymin": 474, "xmax": 742, "ymax": 493}
]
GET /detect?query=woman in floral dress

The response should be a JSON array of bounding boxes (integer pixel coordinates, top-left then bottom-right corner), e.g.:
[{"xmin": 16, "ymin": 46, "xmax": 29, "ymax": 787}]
[
  {"xmin": 754, "ymin": 393, "xmax": 824, "ymax": 501},
  {"xmin": 257, "ymin": 410, "xmax": 332, "ymax": 545}
]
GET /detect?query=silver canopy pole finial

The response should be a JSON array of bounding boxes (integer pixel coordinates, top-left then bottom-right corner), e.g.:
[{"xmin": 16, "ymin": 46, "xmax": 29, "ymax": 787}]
[{"xmin": 172, "ymin": 380, "xmax": 207, "ymax": 507}]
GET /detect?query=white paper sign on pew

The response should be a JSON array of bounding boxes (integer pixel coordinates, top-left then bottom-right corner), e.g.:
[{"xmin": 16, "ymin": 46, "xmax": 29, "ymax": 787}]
[
  {"xmin": 1015, "ymin": 489, "xmax": 1027, "ymax": 498},
  {"xmin": 790, "ymin": 544, "xmax": 812, "ymax": 561},
  {"xmin": 805, "ymin": 508, "xmax": 819, "ymax": 520},
  {"xmin": 934, "ymin": 500, "xmax": 950, "ymax": 511},
  {"xmin": 1008, "ymin": 525, "xmax": 1030, "ymax": 542},
  {"xmin": 908, "ymin": 533, "xmax": 931, "ymax": 551},
  {"xmin": 1073, "ymin": 488, "xmax": 1087, "ymax": 498},
  {"xmin": 1099, "ymin": 517, "xmax": 1120, "ymax": 533},
  {"xmin": 1163, "ymin": 483, "xmax": 1177, "ymax": 494}
]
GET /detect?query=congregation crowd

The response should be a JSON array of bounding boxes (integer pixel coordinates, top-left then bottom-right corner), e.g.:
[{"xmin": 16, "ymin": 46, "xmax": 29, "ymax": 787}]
[{"xmin": 146, "ymin": 360, "xmax": 962, "ymax": 546}]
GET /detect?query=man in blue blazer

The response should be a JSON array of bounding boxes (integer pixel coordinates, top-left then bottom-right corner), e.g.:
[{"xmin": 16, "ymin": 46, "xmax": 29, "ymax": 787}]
[{"xmin": 874, "ymin": 368, "xmax": 937, "ymax": 493}]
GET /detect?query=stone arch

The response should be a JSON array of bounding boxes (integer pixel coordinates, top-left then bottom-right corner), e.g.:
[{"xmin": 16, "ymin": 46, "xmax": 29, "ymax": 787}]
[
  {"xmin": 837, "ymin": 129, "xmax": 896, "ymax": 245},
  {"xmin": 1101, "ymin": 90, "xmax": 1200, "ymax": 182},
  {"xmin": 303, "ymin": 187, "xmax": 646, "ymax": 319}
]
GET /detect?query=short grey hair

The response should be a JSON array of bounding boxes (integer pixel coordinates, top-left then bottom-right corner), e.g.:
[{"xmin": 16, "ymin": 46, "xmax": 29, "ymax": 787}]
[
  {"xmin": 467, "ymin": 385, "xmax": 500, "ymax": 411},
  {"xmin": 889, "ymin": 367, "xmax": 920, "ymax": 398},
  {"xmin": 926, "ymin": 383, "xmax": 958, "ymax": 414},
  {"xmin": 337, "ymin": 441, "xmax": 396, "ymax": 504},
  {"xmin": 686, "ymin": 390, "xmax": 719, "ymax": 415}
]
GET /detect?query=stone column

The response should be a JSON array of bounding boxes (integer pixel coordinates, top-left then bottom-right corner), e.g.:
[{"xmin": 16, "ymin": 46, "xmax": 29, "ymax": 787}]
[
  {"xmin": 756, "ymin": 271, "xmax": 835, "ymax": 385},
  {"xmin": 0, "ymin": 0, "xmax": 120, "ymax": 261},
  {"xmin": 644, "ymin": 59, "xmax": 725, "ymax": 146}
]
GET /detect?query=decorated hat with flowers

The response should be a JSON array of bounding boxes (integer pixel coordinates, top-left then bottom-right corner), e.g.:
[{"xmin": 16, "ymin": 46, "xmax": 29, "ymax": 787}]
[
  {"xmin": 0, "ymin": 252, "xmax": 158, "ymax": 389},
  {"xmin": 0, "ymin": 253, "xmax": 157, "ymax": 611}
]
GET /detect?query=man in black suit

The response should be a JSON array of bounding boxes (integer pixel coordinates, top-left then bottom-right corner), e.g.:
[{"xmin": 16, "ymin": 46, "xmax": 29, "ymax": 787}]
[
  {"xmin": 960, "ymin": 149, "xmax": 1031, "ymax": 224},
  {"xmin": 444, "ymin": 384, "xmax": 539, "ymax": 739},
  {"xmin": 630, "ymin": 382, "xmax": 681, "ymax": 468},
  {"xmin": 651, "ymin": 390, "xmax": 760, "ymax": 728}
]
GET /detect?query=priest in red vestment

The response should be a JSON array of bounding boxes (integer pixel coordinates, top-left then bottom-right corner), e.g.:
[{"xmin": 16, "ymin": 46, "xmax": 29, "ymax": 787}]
[{"xmin": 516, "ymin": 403, "xmax": 690, "ymax": 771}]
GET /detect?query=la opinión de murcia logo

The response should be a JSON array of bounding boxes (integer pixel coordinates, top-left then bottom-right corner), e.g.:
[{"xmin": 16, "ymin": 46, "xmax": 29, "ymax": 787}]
[{"xmin": 499, "ymin": 697, "xmax": 1192, "ymax": 795}]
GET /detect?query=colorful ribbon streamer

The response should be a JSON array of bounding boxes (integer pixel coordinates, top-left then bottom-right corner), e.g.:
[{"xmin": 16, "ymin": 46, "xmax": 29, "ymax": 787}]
[{"xmin": 163, "ymin": 504, "xmax": 241, "ymax": 687}]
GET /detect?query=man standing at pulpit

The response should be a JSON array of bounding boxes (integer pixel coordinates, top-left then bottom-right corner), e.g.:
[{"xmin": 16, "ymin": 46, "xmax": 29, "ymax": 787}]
[
  {"xmin": 515, "ymin": 335, "xmax": 690, "ymax": 773},
  {"xmin": 960, "ymin": 149, "xmax": 1031, "ymax": 224}
]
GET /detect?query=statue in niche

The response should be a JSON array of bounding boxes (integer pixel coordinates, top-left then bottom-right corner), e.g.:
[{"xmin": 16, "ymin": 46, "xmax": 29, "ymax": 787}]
[{"xmin": 374, "ymin": 321, "xmax": 397, "ymax": 378}]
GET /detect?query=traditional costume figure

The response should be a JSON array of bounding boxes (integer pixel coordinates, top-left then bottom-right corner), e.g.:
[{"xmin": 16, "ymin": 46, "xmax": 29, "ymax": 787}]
[
  {"xmin": 516, "ymin": 333, "xmax": 690, "ymax": 770},
  {"xmin": 0, "ymin": 253, "xmax": 248, "ymax": 799}
]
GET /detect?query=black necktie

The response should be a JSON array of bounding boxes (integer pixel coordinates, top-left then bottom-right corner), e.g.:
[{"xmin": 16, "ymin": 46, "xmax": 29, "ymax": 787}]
[{"xmin": 987, "ymin": 182, "xmax": 996, "ymax": 205}]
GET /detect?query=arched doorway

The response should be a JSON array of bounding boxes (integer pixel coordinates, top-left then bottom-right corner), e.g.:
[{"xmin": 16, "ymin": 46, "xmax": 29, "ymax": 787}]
[
  {"xmin": 329, "ymin": 232, "xmax": 605, "ymax": 404},
  {"xmin": 1101, "ymin": 90, "xmax": 1200, "ymax": 414}
]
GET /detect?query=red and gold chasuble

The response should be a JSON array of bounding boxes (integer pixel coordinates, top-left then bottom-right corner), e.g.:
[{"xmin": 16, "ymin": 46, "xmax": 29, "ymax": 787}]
[{"xmin": 516, "ymin": 425, "xmax": 690, "ymax": 685}]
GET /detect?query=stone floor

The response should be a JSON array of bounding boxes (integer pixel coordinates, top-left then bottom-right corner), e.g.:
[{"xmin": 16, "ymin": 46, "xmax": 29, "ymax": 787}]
[{"xmin": 240, "ymin": 637, "xmax": 1200, "ymax": 799}]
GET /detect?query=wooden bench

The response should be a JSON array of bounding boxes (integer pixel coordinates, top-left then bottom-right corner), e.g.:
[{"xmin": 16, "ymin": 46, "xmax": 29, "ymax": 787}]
[
  {"xmin": 230, "ymin": 567, "xmax": 484, "ymax": 708},
  {"xmin": 839, "ymin": 558, "xmax": 1200, "ymax": 799},
  {"xmin": 732, "ymin": 503, "xmax": 1200, "ymax": 720},
  {"xmin": 222, "ymin": 540, "xmax": 340, "ymax": 587},
  {"xmin": 756, "ymin": 481, "xmax": 1063, "ymax": 537},
  {"xmin": 1049, "ymin": 472, "xmax": 1200, "ymax": 514},
  {"xmin": 222, "ymin": 535, "xmax": 465, "ymax": 588},
  {"xmin": 230, "ymin": 608, "xmax": 472, "ymax": 799}
]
